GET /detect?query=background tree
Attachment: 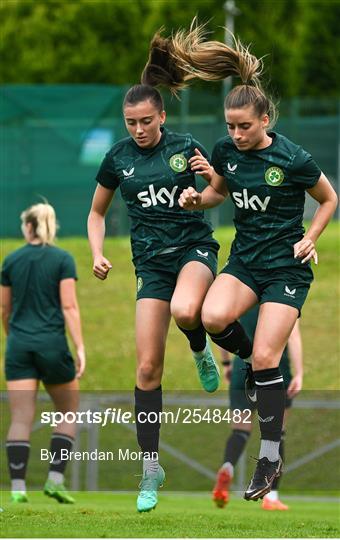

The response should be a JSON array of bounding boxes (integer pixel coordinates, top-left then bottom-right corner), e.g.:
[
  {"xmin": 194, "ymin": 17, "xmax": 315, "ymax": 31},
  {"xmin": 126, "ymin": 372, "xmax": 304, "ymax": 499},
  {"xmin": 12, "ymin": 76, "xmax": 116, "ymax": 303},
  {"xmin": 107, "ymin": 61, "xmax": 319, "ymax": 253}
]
[{"xmin": 0, "ymin": 0, "xmax": 339, "ymax": 97}]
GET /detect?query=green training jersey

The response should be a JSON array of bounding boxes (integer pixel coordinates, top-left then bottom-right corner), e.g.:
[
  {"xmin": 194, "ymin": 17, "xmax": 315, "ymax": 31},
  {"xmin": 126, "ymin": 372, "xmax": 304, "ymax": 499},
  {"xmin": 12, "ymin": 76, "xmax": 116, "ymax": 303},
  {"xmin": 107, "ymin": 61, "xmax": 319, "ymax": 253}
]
[
  {"xmin": 211, "ymin": 132, "xmax": 321, "ymax": 269},
  {"xmin": 96, "ymin": 127, "xmax": 217, "ymax": 265},
  {"xmin": 238, "ymin": 306, "xmax": 291, "ymax": 380},
  {"xmin": 1, "ymin": 244, "xmax": 77, "ymax": 349}
]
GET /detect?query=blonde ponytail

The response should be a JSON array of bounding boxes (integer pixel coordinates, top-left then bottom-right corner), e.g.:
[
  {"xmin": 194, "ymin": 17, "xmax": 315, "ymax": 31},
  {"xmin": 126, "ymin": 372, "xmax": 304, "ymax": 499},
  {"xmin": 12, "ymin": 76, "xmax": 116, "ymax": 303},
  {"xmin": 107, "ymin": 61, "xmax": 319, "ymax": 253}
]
[{"xmin": 21, "ymin": 203, "xmax": 57, "ymax": 245}]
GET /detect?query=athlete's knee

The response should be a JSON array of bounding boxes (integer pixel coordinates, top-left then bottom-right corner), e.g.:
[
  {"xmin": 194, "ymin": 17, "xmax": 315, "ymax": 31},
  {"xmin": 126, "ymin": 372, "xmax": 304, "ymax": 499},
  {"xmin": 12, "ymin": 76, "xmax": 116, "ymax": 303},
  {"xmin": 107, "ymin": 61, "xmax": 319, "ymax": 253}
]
[
  {"xmin": 252, "ymin": 347, "xmax": 279, "ymax": 371},
  {"xmin": 232, "ymin": 420, "xmax": 252, "ymax": 432},
  {"xmin": 201, "ymin": 306, "xmax": 234, "ymax": 334},
  {"xmin": 171, "ymin": 302, "xmax": 201, "ymax": 329},
  {"xmin": 137, "ymin": 360, "xmax": 162, "ymax": 386}
]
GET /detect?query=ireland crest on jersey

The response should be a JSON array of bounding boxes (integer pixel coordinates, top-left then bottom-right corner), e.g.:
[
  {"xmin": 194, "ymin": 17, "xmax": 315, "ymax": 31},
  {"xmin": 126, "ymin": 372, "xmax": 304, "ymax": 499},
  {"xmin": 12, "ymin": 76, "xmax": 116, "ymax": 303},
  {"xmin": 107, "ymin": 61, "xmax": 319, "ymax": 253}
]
[
  {"xmin": 265, "ymin": 166, "xmax": 284, "ymax": 186},
  {"xmin": 169, "ymin": 154, "xmax": 187, "ymax": 172}
]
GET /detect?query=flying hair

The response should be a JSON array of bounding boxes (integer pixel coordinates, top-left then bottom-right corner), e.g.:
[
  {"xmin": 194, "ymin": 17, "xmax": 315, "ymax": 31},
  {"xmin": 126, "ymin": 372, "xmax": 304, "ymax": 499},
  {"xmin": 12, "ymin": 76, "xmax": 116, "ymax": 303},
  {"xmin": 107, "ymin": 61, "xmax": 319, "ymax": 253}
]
[
  {"xmin": 170, "ymin": 19, "xmax": 264, "ymax": 88},
  {"xmin": 142, "ymin": 18, "xmax": 277, "ymax": 126},
  {"xmin": 142, "ymin": 19, "xmax": 263, "ymax": 90},
  {"xmin": 141, "ymin": 28, "xmax": 190, "ymax": 94}
]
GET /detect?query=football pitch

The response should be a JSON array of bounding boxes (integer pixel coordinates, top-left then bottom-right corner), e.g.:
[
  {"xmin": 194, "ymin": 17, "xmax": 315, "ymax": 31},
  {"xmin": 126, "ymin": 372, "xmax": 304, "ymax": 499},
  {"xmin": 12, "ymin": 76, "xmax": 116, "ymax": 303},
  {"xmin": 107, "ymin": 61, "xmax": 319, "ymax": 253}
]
[
  {"xmin": 1, "ymin": 491, "xmax": 339, "ymax": 538},
  {"xmin": 1, "ymin": 225, "xmax": 339, "ymax": 537}
]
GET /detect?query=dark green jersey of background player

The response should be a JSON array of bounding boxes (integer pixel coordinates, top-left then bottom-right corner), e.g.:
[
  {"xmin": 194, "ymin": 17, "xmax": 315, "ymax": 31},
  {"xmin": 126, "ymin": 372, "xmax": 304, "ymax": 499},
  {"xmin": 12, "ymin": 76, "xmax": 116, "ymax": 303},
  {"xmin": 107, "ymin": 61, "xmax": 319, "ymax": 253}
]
[
  {"xmin": 212, "ymin": 132, "xmax": 321, "ymax": 269},
  {"xmin": 1, "ymin": 244, "xmax": 77, "ymax": 350},
  {"xmin": 96, "ymin": 127, "xmax": 217, "ymax": 265}
]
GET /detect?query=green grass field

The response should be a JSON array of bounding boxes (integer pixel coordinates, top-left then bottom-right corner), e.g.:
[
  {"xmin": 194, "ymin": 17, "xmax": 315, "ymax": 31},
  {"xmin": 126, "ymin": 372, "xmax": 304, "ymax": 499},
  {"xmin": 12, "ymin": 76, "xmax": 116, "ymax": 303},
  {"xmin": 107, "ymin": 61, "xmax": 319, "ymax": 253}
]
[
  {"xmin": 1, "ymin": 491, "xmax": 339, "ymax": 538},
  {"xmin": 1, "ymin": 224, "xmax": 339, "ymax": 538},
  {"xmin": 1, "ymin": 222, "xmax": 339, "ymax": 391}
]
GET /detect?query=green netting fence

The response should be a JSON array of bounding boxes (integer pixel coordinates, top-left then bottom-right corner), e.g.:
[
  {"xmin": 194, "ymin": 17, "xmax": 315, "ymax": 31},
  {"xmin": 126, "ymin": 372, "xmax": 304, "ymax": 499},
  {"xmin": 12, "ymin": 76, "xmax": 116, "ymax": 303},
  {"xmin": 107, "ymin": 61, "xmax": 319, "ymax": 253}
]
[{"xmin": 1, "ymin": 85, "xmax": 339, "ymax": 237}]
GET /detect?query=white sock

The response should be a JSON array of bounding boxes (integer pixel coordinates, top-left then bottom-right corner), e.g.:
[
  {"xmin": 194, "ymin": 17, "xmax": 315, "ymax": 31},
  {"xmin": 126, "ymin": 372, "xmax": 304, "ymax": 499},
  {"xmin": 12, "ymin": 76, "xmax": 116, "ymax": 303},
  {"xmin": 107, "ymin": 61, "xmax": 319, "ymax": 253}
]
[
  {"xmin": 265, "ymin": 490, "xmax": 278, "ymax": 501},
  {"xmin": 143, "ymin": 457, "xmax": 159, "ymax": 475},
  {"xmin": 259, "ymin": 440, "xmax": 280, "ymax": 462},
  {"xmin": 12, "ymin": 479, "xmax": 26, "ymax": 493},
  {"xmin": 221, "ymin": 462, "xmax": 234, "ymax": 477},
  {"xmin": 48, "ymin": 471, "xmax": 64, "ymax": 484}
]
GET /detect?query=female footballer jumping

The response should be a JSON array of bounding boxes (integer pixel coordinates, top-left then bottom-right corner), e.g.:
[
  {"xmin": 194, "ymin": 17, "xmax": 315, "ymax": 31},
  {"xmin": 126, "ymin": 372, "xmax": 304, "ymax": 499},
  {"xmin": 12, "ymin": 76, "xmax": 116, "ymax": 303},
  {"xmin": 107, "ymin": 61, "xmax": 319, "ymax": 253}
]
[
  {"xmin": 144, "ymin": 22, "xmax": 338, "ymax": 501},
  {"xmin": 87, "ymin": 79, "xmax": 248, "ymax": 511}
]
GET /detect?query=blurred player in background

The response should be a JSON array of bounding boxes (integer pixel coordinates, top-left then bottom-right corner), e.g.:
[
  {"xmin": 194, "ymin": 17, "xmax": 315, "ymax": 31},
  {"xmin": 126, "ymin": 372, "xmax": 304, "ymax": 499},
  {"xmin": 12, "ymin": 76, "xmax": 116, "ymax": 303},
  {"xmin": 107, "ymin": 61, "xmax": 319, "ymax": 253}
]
[
  {"xmin": 1, "ymin": 203, "xmax": 85, "ymax": 504},
  {"xmin": 212, "ymin": 305, "xmax": 303, "ymax": 510},
  {"xmin": 146, "ymin": 21, "xmax": 337, "ymax": 501},
  {"xmin": 87, "ymin": 77, "xmax": 230, "ymax": 511}
]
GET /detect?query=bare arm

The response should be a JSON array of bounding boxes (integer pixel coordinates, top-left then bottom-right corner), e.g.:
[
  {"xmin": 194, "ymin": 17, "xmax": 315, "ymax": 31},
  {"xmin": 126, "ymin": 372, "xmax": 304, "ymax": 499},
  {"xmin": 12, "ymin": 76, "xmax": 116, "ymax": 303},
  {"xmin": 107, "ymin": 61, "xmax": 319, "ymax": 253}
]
[
  {"xmin": 87, "ymin": 184, "xmax": 115, "ymax": 280},
  {"xmin": 60, "ymin": 278, "xmax": 85, "ymax": 378},
  {"xmin": 0, "ymin": 286, "xmax": 11, "ymax": 335},
  {"xmin": 179, "ymin": 170, "xmax": 228, "ymax": 210},
  {"xmin": 294, "ymin": 173, "xmax": 338, "ymax": 264},
  {"xmin": 286, "ymin": 319, "xmax": 303, "ymax": 398}
]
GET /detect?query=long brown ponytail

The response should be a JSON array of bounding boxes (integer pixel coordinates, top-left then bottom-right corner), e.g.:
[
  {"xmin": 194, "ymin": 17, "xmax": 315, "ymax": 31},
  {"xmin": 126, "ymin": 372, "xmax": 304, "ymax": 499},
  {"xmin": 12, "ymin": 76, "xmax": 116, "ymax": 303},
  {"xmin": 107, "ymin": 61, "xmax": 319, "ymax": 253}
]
[
  {"xmin": 143, "ymin": 19, "xmax": 277, "ymax": 126},
  {"xmin": 171, "ymin": 21, "xmax": 263, "ymax": 87}
]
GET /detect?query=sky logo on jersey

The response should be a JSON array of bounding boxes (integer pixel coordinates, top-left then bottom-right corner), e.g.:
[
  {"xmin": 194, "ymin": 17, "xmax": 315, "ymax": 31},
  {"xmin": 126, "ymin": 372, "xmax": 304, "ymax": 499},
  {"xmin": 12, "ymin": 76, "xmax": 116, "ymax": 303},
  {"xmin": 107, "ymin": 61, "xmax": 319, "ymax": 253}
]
[
  {"xmin": 232, "ymin": 189, "xmax": 271, "ymax": 212},
  {"xmin": 123, "ymin": 167, "xmax": 135, "ymax": 178},
  {"xmin": 169, "ymin": 154, "xmax": 187, "ymax": 172},
  {"xmin": 227, "ymin": 162, "xmax": 237, "ymax": 174},
  {"xmin": 284, "ymin": 285, "xmax": 296, "ymax": 298},
  {"xmin": 137, "ymin": 184, "xmax": 178, "ymax": 208},
  {"xmin": 265, "ymin": 166, "xmax": 284, "ymax": 186},
  {"xmin": 196, "ymin": 249, "xmax": 208, "ymax": 258}
]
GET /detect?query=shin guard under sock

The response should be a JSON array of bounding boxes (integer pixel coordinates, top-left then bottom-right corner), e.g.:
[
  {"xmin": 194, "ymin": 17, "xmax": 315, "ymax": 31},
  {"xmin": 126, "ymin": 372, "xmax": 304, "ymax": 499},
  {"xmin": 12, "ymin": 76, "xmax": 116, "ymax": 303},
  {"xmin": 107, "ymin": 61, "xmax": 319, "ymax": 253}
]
[
  {"xmin": 177, "ymin": 322, "xmax": 207, "ymax": 352},
  {"xmin": 208, "ymin": 321, "xmax": 252, "ymax": 359}
]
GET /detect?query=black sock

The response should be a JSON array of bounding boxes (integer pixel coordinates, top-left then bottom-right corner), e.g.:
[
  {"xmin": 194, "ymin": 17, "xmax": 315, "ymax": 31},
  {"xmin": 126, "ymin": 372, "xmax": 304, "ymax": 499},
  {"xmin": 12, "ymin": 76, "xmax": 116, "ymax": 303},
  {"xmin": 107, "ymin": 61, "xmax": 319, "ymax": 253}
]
[
  {"xmin": 49, "ymin": 434, "xmax": 74, "ymax": 474},
  {"xmin": 134, "ymin": 385, "xmax": 162, "ymax": 456},
  {"xmin": 177, "ymin": 322, "xmax": 206, "ymax": 352},
  {"xmin": 6, "ymin": 440, "xmax": 30, "ymax": 481},
  {"xmin": 208, "ymin": 321, "xmax": 252, "ymax": 358},
  {"xmin": 272, "ymin": 430, "xmax": 285, "ymax": 489},
  {"xmin": 254, "ymin": 368, "xmax": 285, "ymax": 442},
  {"xmin": 223, "ymin": 429, "xmax": 250, "ymax": 466}
]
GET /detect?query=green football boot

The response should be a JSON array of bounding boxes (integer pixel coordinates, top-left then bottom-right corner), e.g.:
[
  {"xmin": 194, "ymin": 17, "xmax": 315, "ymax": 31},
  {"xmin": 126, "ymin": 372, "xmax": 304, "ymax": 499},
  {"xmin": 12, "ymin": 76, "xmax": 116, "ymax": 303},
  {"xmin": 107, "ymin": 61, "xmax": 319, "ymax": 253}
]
[
  {"xmin": 10, "ymin": 491, "xmax": 28, "ymax": 503},
  {"xmin": 193, "ymin": 339, "xmax": 220, "ymax": 392},
  {"xmin": 137, "ymin": 465, "xmax": 165, "ymax": 512},
  {"xmin": 44, "ymin": 480, "xmax": 75, "ymax": 504}
]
